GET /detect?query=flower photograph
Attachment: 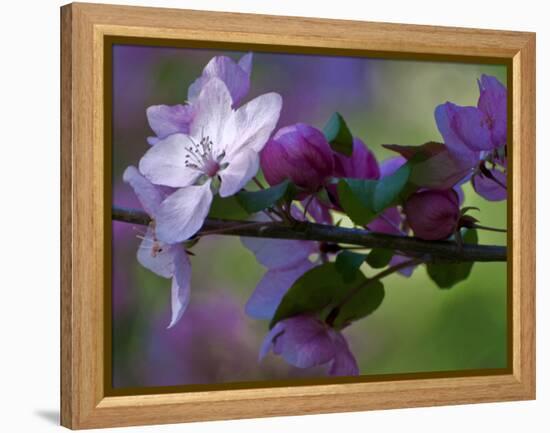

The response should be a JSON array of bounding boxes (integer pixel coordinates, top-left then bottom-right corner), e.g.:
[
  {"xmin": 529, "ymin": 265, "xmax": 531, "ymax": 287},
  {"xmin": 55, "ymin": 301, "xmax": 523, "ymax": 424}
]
[{"xmin": 110, "ymin": 45, "xmax": 508, "ymax": 390}]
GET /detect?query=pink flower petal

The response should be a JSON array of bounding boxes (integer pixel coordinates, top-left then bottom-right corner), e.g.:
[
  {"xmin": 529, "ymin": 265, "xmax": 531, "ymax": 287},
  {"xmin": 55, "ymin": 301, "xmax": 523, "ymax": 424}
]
[
  {"xmin": 227, "ymin": 92, "xmax": 282, "ymax": 158},
  {"xmin": 276, "ymin": 316, "xmax": 337, "ymax": 369},
  {"xmin": 472, "ymin": 169, "xmax": 507, "ymax": 201},
  {"xmin": 333, "ymin": 137, "xmax": 380, "ymax": 180},
  {"xmin": 190, "ymin": 78, "xmax": 235, "ymax": 149},
  {"xmin": 241, "ymin": 236, "xmax": 316, "ymax": 270},
  {"xmin": 259, "ymin": 322, "xmax": 285, "ymax": 361},
  {"xmin": 218, "ymin": 149, "xmax": 260, "ymax": 197},
  {"xmin": 139, "ymin": 133, "xmax": 202, "ymax": 188},
  {"xmin": 245, "ymin": 260, "xmax": 314, "ymax": 320},
  {"xmin": 136, "ymin": 226, "xmax": 174, "ymax": 278},
  {"xmin": 167, "ymin": 245, "xmax": 192, "ymax": 328},
  {"xmin": 380, "ymin": 156, "xmax": 407, "ymax": 178},
  {"xmin": 304, "ymin": 197, "xmax": 333, "ymax": 225},
  {"xmin": 122, "ymin": 166, "xmax": 166, "ymax": 217},
  {"xmin": 367, "ymin": 207, "xmax": 403, "ymax": 236},
  {"xmin": 449, "ymin": 104, "xmax": 493, "ymax": 151},
  {"xmin": 435, "ymin": 103, "xmax": 481, "ymax": 168},
  {"xmin": 389, "ymin": 254, "xmax": 417, "ymax": 277},
  {"xmin": 477, "ymin": 74, "xmax": 507, "ymax": 148},
  {"xmin": 328, "ymin": 333, "xmax": 359, "ymax": 376},
  {"xmin": 238, "ymin": 53, "xmax": 253, "ymax": 76},
  {"xmin": 188, "ymin": 54, "xmax": 252, "ymax": 106},
  {"xmin": 146, "ymin": 104, "xmax": 193, "ymax": 143},
  {"xmin": 155, "ymin": 181, "xmax": 213, "ymax": 243}
]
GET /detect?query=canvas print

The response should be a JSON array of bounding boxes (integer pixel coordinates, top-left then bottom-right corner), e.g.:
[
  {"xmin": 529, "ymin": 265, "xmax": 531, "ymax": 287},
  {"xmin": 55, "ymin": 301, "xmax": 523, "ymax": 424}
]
[{"xmin": 110, "ymin": 45, "xmax": 508, "ymax": 390}]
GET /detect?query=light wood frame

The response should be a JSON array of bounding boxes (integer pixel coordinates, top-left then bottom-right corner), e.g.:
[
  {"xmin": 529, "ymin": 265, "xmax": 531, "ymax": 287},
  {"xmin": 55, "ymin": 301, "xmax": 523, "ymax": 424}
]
[{"xmin": 60, "ymin": 2, "xmax": 536, "ymax": 429}]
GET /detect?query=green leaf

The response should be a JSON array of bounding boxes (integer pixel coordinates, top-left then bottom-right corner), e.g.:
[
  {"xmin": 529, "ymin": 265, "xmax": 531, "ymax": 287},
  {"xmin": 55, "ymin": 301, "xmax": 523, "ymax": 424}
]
[
  {"xmin": 426, "ymin": 229, "xmax": 479, "ymax": 289},
  {"xmin": 208, "ymin": 195, "xmax": 250, "ymax": 219},
  {"xmin": 427, "ymin": 262, "xmax": 473, "ymax": 289},
  {"xmin": 323, "ymin": 112, "xmax": 354, "ymax": 156},
  {"xmin": 333, "ymin": 280, "xmax": 385, "ymax": 329},
  {"xmin": 236, "ymin": 180, "xmax": 291, "ymax": 214},
  {"xmin": 337, "ymin": 163, "xmax": 411, "ymax": 225},
  {"xmin": 366, "ymin": 248, "xmax": 394, "ymax": 269},
  {"xmin": 337, "ymin": 179, "xmax": 377, "ymax": 225},
  {"xmin": 373, "ymin": 163, "xmax": 411, "ymax": 212},
  {"xmin": 383, "ymin": 141, "xmax": 444, "ymax": 160},
  {"xmin": 383, "ymin": 142, "xmax": 468, "ymax": 190},
  {"xmin": 335, "ymin": 251, "xmax": 367, "ymax": 282},
  {"xmin": 270, "ymin": 263, "xmax": 366, "ymax": 329}
]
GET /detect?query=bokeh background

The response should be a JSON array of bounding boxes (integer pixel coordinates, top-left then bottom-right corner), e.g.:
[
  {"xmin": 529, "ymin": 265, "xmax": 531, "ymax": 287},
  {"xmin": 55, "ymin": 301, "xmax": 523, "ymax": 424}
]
[{"xmin": 111, "ymin": 44, "xmax": 507, "ymax": 389}]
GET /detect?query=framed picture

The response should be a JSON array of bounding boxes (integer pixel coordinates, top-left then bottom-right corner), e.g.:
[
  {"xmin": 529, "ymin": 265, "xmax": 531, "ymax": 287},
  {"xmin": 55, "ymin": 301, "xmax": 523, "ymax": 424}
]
[{"xmin": 60, "ymin": 2, "xmax": 536, "ymax": 429}]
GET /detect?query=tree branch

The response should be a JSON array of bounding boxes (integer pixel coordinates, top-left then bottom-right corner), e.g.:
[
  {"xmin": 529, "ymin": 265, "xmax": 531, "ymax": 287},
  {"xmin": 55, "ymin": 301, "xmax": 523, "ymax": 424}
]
[{"xmin": 112, "ymin": 206, "xmax": 506, "ymax": 263}]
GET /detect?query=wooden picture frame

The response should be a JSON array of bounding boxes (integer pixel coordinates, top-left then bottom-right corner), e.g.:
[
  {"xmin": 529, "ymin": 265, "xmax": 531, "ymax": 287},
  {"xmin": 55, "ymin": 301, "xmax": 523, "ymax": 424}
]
[{"xmin": 60, "ymin": 2, "xmax": 536, "ymax": 429}]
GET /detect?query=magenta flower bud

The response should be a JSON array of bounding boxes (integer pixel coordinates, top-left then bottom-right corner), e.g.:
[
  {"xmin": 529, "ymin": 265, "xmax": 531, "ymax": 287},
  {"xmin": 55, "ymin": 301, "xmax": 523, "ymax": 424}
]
[
  {"xmin": 403, "ymin": 189, "xmax": 460, "ymax": 240},
  {"xmin": 333, "ymin": 137, "xmax": 380, "ymax": 180},
  {"xmin": 260, "ymin": 123, "xmax": 334, "ymax": 191},
  {"xmin": 327, "ymin": 138, "xmax": 380, "ymax": 210}
]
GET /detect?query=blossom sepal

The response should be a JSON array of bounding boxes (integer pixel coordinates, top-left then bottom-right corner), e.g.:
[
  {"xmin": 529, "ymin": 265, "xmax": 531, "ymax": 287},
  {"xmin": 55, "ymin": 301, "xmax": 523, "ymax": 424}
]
[
  {"xmin": 236, "ymin": 179, "xmax": 297, "ymax": 214},
  {"xmin": 322, "ymin": 112, "xmax": 354, "ymax": 156}
]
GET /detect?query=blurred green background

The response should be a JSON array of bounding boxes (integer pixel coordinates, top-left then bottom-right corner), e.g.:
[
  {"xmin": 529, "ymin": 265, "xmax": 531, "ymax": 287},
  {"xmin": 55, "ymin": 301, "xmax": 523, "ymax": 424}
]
[{"xmin": 111, "ymin": 45, "xmax": 507, "ymax": 388}]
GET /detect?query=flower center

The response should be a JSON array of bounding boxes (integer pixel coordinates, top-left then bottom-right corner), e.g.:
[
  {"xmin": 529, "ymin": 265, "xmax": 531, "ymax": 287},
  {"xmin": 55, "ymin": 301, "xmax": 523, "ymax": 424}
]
[
  {"xmin": 151, "ymin": 241, "xmax": 164, "ymax": 257},
  {"xmin": 135, "ymin": 223, "xmax": 165, "ymax": 258},
  {"xmin": 203, "ymin": 159, "xmax": 221, "ymax": 177},
  {"xmin": 184, "ymin": 135, "xmax": 224, "ymax": 177}
]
